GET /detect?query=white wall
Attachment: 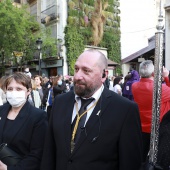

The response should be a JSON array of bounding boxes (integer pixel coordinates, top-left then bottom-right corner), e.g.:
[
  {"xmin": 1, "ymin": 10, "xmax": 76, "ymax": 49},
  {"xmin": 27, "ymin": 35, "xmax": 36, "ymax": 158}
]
[
  {"xmin": 57, "ymin": 0, "xmax": 68, "ymax": 75},
  {"xmin": 120, "ymin": 0, "xmax": 158, "ymax": 59},
  {"xmin": 165, "ymin": 0, "xmax": 170, "ymax": 70}
]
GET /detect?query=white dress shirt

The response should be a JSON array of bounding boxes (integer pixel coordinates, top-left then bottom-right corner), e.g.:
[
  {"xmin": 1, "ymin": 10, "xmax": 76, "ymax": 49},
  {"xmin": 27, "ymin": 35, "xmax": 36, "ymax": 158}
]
[{"xmin": 72, "ymin": 85, "xmax": 104, "ymax": 125}]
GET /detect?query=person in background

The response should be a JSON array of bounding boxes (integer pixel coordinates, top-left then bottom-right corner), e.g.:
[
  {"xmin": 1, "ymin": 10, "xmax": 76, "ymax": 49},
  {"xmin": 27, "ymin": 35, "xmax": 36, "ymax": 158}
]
[
  {"xmin": 0, "ymin": 72, "xmax": 48, "ymax": 170},
  {"xmin": 122, "ymin": 70, "xmax": 140, "ymax": 101},
  {"xmin": 28, "ymin": 79, "xmax": 41, "ymax": 108},
  {"xmin": 41, "ymin": 49, "xmax": 142, "ymax": 170},
  {"xmin": 34, "ymin": 75, "xmax": 47, "ymax": 110},
  {"xmin": 122, "ymin": 74, "xmax": 131, "ymax": 96},
  {"xmin": 109, "ymin": 75, "xmax": 116, "ymax": 91},
  {"xmin": 24, "ymin": 67, "xmax": 32, "ymax": 78},
  {"xmin": 43, "ymin": 76, "xmax": 58, "ymax": 120},
  {"xmin": 43, "ymin": 76, "xmax": 51, "ymax": 88},
  {"xmin": 69, "ymin": 77, "xmax": 74, "ymax": 91},
  {"xmin": 103, "ymin": 74, "xmax": 110, "ymax": 89},
  {"xmin": 132, "ymin": 60, "xmax": 170, "ymax": 163},
  {"xmin": 113, "ymin": 76, "xmax": 122, "ymax": 95},
  {"xmin": 53, "ymin": 75, "xmax": 66, "ymax": 97},
  {"xmin": 65, "ymin": 79, "xmax": 70, "ymax": 93},
  {"xmin": 0, "ymin": 76, "xmax": 6, "ymax": 104}
]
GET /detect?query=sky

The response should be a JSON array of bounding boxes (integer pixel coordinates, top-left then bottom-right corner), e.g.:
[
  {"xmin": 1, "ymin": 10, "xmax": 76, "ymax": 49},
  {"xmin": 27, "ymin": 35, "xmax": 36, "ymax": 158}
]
[{"xmin": 120, "ymin": 0, "xmax": 163, "ymax": 59}]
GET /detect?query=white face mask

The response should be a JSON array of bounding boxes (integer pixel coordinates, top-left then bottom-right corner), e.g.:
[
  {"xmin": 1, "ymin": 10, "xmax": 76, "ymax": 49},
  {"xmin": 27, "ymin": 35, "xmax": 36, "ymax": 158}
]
[
  {"xmin": 58, "ymin": 80, "xmax": 62, "ymax": 86},
  {"xmin": 7, "ymin": 91, "xmax": 26, "ymax": 108}
]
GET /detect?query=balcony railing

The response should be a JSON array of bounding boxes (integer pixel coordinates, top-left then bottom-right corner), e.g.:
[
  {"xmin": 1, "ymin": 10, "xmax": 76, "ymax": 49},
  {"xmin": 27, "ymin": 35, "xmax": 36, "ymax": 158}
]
[{"xmin": 41, "ymin": 5, "xmax": 59, "ymax": 24}]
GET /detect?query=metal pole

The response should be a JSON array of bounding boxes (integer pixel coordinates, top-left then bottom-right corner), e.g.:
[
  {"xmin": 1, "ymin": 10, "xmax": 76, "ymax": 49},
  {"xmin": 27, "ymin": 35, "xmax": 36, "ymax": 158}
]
[
  {"xmin": 39, "ymin": 50, "xmax": 41, "ymax": 75},
  {"xmin": 149, "ymin": 0, "xmax": 164, "ymax": 166}
]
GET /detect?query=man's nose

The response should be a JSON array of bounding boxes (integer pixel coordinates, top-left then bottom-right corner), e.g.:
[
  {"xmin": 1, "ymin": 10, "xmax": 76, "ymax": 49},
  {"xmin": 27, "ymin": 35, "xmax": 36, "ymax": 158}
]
[{"xmin": 74, "ymin": 70, "xmax": 83, "ymax": 79}]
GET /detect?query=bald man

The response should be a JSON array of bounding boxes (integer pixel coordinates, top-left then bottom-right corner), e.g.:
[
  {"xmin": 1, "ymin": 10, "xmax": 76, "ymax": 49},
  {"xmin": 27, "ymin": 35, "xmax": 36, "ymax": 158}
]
[{"xmin": 41, "ymin": 49, "xmax": 142, "ymax": 170}]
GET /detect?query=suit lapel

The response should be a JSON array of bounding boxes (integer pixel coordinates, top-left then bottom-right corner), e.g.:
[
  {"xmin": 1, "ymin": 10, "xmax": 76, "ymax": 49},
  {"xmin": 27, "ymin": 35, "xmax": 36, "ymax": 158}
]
[
  {"xmin": 71, "ymin": 88, "xmax": 111, "ymax": 155},
  {"xmin": 0, "ymin": 103, "xmax": 11, "ymax": 144},
  {"xmin": 64, "ymin": 92, "xmax": 76, "ymax": 156}
]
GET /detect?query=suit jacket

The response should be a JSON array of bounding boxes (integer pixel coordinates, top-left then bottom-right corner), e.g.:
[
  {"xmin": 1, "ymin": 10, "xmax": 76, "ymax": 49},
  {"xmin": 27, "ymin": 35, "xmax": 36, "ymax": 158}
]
[
  {"xmin": 0, "ymin": 101, "xmax": 48, "ymax": 170},
  {"xmin": 41, "ymin": 87, "xmax": 142, "ymax": 170}
]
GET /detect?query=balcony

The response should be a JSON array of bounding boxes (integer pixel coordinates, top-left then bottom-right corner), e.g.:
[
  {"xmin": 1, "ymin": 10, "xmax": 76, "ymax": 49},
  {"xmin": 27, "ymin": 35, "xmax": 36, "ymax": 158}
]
[{"xmin": 41, "ymin": 5, "xmax": 59, "ymax": 25}]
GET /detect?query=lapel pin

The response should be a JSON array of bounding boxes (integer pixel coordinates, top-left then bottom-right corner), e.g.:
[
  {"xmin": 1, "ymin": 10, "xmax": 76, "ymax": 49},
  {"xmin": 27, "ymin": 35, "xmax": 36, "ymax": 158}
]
[{"xmin": 96, "ymin": 110, "xmax": 101, "ymax": 116}]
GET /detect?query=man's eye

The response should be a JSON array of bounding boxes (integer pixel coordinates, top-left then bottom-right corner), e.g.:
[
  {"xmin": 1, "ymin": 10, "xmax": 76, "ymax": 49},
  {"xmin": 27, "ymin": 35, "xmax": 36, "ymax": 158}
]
[
  {"xmin": 75, "ymin": 68, "xmax": 78, "ymax": 72},
  {"xmin": 84, "ymin": 70, "xmax": 90, "ymax": 73}
]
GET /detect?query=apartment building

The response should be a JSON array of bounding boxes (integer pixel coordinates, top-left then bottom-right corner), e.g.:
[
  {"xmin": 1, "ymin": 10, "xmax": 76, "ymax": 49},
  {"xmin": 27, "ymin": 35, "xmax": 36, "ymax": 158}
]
[{"xmin": 27, "ymin": 0, "xmax": 68, "ymax": 76}]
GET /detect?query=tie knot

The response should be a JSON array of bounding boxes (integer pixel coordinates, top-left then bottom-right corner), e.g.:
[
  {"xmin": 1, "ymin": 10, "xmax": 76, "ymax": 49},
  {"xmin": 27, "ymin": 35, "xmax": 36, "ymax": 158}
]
[{"xmin": 80, "ymin": 97, "xmax": 94, "ymax": 111}]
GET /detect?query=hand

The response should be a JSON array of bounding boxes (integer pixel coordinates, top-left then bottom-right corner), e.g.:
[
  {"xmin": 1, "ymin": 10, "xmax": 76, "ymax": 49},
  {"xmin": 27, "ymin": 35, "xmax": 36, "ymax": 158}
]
[
  {"xmin": 162, "ymin": 66, "xmax": 169, "ymax": 78},
  {"xmin": 0, "ymin": 161, "xmax": 7, "ymax": 170}
]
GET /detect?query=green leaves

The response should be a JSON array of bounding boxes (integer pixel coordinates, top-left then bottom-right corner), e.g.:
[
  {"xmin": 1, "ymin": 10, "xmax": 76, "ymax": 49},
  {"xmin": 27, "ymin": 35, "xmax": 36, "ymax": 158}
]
[
  {"xmin": 64, "ymin": 25, "xmax": 84, "ymax": 75},
  {"xmin": 0, "ymin": 0, "xmax": 40, "ymax": 67}
]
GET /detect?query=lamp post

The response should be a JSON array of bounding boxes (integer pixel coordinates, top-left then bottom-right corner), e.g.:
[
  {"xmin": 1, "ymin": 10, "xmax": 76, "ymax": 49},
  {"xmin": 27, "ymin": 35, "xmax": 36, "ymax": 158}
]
[{"xmin": 36, "ymin": 38, "xmax": 43, "ymax": 75}]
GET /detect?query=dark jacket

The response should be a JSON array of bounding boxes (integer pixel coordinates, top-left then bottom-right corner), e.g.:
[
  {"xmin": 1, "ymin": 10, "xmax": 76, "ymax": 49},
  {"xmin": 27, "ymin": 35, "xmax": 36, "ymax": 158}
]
[
  {"xmin": 0, "ymin": 101, "xmax": 48, "ymax": 170},
  {"xmin": 157, "ymin": 110, "xmax": 170, "ymax": 170},
  {"xmin": 41, "ymin": 88, "xmax": 142, "ymax": 170},
  {"xmin": 53, "ymin": 80, "xmax": 66, "ymax": 98}
]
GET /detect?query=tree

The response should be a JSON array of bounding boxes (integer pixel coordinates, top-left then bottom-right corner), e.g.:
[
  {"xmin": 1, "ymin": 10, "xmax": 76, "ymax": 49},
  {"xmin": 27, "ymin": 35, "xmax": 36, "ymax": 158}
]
[
  {"xmin": 64, "ymin": 25, "xmax": 84, "ymax": 75},
  {"xmin": 0, "ymin": 0, "xmax": 39, "ymax": 73}
]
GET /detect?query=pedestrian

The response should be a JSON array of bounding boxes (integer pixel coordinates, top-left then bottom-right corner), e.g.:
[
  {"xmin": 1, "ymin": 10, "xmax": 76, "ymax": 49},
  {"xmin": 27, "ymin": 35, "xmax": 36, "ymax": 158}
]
[
  {"xmin": 24, "ymin": 67, "xmax": 32, "ymax": 78},
  {"xmin": 113, "ymin": 76, "xmax": 122, "ymax": 95},
  {"xmin": 122, "ymin": 70, "xmax": 140, "ymax": 101},
  {"xmin": 0, "ymin": 72, "xmax": 48, "ymax": 170},
  {"xmin": 34, "ymin": 75, "xmax": 47, "ymax": 110},
  {"xmin": 132, "ymin": 60, "xmax": 170, "ymax": 163},
  {"xmin": 41, "ymin": 49, "xmax": 142, "ymax": 170}
]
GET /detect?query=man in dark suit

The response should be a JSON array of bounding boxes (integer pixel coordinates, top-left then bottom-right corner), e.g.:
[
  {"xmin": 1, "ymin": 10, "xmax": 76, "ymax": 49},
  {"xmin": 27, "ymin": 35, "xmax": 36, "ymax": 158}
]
[{"xmin": 41, "ymin": 49, "xmax": 142, "ymax": 170}]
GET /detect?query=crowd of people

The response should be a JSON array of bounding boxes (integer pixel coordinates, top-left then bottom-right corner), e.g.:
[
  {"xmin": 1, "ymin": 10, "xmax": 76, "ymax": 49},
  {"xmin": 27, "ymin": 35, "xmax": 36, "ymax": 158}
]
[{"xmin": 0, "ymin": 49, "xmax": 170, "ymax": 170}]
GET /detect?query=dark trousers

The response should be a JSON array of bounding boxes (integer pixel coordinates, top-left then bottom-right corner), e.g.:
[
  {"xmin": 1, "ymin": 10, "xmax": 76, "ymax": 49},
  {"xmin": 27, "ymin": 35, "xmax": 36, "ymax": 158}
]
[
  {"xmin": 142, "ymin": 132, "xmax": 150, "ymax": 162},
  {"xmin": 47, "ymin": 106, "xmax": 52, "ymax": 121}
]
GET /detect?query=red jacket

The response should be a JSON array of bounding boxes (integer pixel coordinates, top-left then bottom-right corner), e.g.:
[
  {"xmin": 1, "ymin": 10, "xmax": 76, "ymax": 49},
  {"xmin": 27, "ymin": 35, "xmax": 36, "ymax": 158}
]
[
  {"xmin": 164, "ymin": 76, "xmax": 170, "ymax": 87},
  {"xmin": 132, "ymin": 78, "xmax": 170, "ymax": 133}
]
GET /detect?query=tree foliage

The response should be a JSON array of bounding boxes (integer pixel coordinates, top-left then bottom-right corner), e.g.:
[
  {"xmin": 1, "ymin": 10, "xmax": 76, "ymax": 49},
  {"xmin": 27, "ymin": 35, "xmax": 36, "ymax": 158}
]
[
  {"xmin": 64, "ymin": 25, "xmax": 84, "ymax": 75},
  {"xmin": 65, "ymin": 0, "xmax": 122, "ymax": 75},
  {"xmin": 0, "ymin": 0, "xmax": 39, "ymax": 64},
  {"xmin": 0, "ymin": 0, "xmax": 58, "ymax": 75}
]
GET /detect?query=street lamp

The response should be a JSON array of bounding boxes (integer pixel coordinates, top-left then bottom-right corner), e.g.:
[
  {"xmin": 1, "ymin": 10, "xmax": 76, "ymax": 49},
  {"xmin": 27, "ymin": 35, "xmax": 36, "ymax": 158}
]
[{"xmin": 36, "ymin": 38, "xmax": 43, "ymax": 75}]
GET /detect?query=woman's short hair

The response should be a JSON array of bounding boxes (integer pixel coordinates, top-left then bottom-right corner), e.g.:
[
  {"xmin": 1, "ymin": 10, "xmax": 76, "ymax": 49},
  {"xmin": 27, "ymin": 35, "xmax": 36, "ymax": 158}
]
[
  {"xmin": 139, "ymin": 60, "xmax": 154, "ymax": 78},
  {"xmin": 4, "ymin": 72, "xmax": 31, "ymax": 90}
]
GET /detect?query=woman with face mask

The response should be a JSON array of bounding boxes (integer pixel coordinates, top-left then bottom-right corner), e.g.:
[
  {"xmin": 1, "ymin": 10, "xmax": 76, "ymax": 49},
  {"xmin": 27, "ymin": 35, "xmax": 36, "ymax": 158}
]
[{"xmin": 0, "ymin": 72, "xmax": 48, "ymax": 170}]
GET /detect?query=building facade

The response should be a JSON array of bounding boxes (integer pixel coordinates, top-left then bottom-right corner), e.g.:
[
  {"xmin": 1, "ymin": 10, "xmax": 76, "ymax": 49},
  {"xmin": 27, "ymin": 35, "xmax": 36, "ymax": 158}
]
[{"xmin": 27, "ymin": 0, "xmax": 68, "ymax": 77}]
